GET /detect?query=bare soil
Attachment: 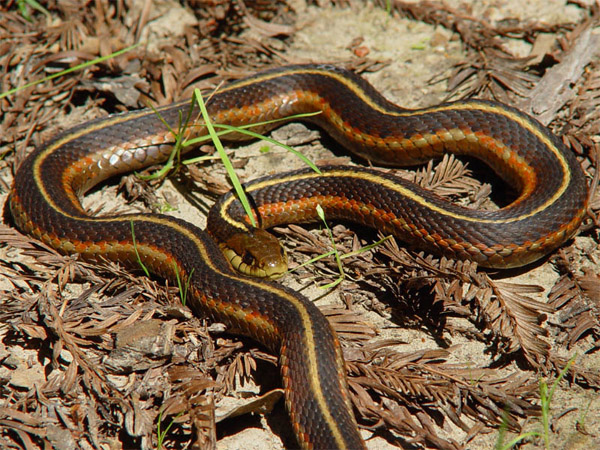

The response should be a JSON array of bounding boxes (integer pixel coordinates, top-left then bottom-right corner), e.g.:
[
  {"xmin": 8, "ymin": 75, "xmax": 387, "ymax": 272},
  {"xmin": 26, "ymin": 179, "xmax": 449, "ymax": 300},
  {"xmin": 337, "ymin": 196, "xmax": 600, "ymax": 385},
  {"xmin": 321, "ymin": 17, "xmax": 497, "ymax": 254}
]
[{"xmin": 1, "ymin": 1, "xmax": 599, "ymax": 449}]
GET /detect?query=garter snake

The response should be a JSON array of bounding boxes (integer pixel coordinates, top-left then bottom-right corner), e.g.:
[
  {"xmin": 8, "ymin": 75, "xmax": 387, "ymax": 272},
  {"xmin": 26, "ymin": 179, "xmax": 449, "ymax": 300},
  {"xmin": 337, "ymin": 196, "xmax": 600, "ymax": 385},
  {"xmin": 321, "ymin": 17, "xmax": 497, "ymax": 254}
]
[{"xmin": 8, "ymin": 64, "xmax": 588, "ymax": 449}]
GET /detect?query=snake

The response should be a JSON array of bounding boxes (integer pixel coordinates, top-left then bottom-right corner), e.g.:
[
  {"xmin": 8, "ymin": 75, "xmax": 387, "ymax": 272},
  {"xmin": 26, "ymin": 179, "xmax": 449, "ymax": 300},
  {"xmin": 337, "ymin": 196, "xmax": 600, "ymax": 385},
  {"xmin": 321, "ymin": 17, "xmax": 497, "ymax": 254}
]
[{"xmin": 8, "ymin": 64, "xmax": 588, "ymax": 449}]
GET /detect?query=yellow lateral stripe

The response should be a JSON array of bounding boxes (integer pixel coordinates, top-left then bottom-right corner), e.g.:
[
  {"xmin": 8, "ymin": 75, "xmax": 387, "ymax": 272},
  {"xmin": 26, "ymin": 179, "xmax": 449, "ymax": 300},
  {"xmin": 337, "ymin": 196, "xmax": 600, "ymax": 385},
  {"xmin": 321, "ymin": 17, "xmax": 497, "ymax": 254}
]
[
  {"xmin": 216, "ymin": 67, "xmax": 571, "ymax": 218},
  {"xmin": 35, "ymin": 67, "xmax": 571, "ymax": 232},
  {"xmin": 221, "ymin": 67, "xmax": 565, "ymax": 162},
  {"xmin": 19, "ymin": 64, "xmax": 586, "ymax": 449},
  {"xmin": 33, "ymin": 150, "xmax": 345, "ymax": 446},
  {"xmin": 42, "ymin": 103, "xmax": 185, "ymax": 150},
  {"xmin": 218, "ymin": 166, "xmax": 566, "ymax": 231}
]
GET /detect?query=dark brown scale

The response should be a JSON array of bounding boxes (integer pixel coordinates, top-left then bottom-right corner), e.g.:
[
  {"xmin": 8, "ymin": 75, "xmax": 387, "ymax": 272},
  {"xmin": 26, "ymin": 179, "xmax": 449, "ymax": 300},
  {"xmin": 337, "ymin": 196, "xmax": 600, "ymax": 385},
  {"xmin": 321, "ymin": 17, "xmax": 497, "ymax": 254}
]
[
  {"xmin": 211, "ymin": 162, "xmax": 585, "ymax": 268},
  {"xmin": 8, "ymin": 64, "xmax": 588, "ymax": 449},
  {"xmin": 10, "ymin": 178, "xmax": 363, "ymax": 448},
  {"xmin": 205, "ymin": 65, "xmax": 586, "ymax": 269}
]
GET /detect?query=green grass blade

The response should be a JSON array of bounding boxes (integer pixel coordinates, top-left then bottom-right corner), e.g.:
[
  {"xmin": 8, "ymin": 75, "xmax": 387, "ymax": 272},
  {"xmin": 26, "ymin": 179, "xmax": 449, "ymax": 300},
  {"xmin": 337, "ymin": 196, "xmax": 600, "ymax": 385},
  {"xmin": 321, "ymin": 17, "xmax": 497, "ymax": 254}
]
[
  {"xmin": 17, "ymin": 0, "xmax": 51, "ymax": 21},
  {"xmin": 193, "ymin": 88, "xmax": 257, "ymax": 227},
  {"xmin": 339, "ymin": 235, "xmax": 391, "ymax": 260},
  {"xmin": 173, "ymin": 263, "xmax": 194, "ymax": 307},
  {"xmin": 288, "ymin": 249, "xmax": 337, "ymax": 274},
  {"xmin": 1, "ymin": 44, "xmax": 140, "ymax": 100},
  {"xmin": 183, "ymin": 111, "xmax": 322, "ymax": 147},
  {"xmin": 497, "ymin": 431, "xmax": 541, "ymax": 450},
  {"xmin": 130, "ymin": 220, "xmax": 150, "ymax": 277},
  {"xmin": 156, "ymin": 410, "xmax": 183, "ymax": 450},
  {"xmin": 288, "ymin": 231, "xmax": 390, "ymax": 279},
  {"xmin": 316, "ymin": 205, "xmax": 344, "ymax": 289},
  {"xmin": 135, "ymin": 97, "xmax": 198, "ymax": 181},
  {"xmin": 210, "ymin": 124, "xmax": 322, "ymax": 174}
]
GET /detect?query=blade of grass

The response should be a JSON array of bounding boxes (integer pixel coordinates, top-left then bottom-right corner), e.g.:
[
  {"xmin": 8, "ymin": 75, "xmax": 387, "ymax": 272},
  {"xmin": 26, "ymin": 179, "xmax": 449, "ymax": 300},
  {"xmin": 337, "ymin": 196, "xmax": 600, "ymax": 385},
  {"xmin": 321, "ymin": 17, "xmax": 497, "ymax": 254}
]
[
  {"xmin": 193, "ymin": 88, "xmax": 257, "ymax": 227},
  {"xmin": 183, "ymin": 111, "xmax": 322, "ymax": 147},
  {"xmin": 17, "ymin": 0, "xmax": 51, "ymax": 21},
  {"xmin": 289, "ymin": 235, "xmax": 391, "ymax": 274},
  {"xmin": 173, "ymin": 264, "xmax": 194, "ymax": 307},
  {"xmin": 1, "ymin": 44, "xmax": 140, "ymax": 99},
  {"xmin": 139, "ymin": 109, "xmax": 322, "ymax": 178},
  {"xmin": 495, "ymin": 354, "xmax": 578, "ymax": 450},
  {"xmin": 157, "ymin": 410, "xmax": 184, "ymax": 450},
  {"xmin": 210, "ymin": 123, "xmax": 322, "ymax": 174},
  {"xmin": 136, "ymin": 99, "xmax": 196, "ymax": 181},
  {"xmin": 130, "ymin": 220, "xmax": 150, "ymax": 277},
  {"xmin": 183, "ymin": 112, "xmax": 323, "ymax": 173},
  {"xmin": 540, "ymin": 354, "xmax": 577, "ymax": 448},
  {"xmin": 497, "ymin": 431, "xmax": 541, "ymax": 450},
  {"xmin": 315, "ymin": 205, "xmax": 345, "ymax": 289}
]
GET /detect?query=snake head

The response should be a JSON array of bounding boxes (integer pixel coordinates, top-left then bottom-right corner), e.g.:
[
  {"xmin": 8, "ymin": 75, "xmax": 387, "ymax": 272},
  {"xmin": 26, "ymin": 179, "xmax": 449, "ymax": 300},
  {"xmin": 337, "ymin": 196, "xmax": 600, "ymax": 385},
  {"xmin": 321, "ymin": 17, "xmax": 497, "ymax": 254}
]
[{"xmin": 222, "ymin": 228, "xmax": 288, "ymax": 279}]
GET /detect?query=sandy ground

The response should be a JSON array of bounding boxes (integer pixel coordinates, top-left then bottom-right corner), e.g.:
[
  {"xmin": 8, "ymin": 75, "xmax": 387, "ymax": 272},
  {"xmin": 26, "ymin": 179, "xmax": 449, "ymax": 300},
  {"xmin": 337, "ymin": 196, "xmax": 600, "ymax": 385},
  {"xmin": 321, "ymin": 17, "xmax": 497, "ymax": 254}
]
[
  {"xmin": 135, "ymin": 2, "xmax": 599, "ymax": 448},
  {"xmin": 217, "ymin": 2, "xmax": 600, "ymax": 448},
  {"xmin": 1, "ymin": 0, "xmax": 599, "ymax": 449}
]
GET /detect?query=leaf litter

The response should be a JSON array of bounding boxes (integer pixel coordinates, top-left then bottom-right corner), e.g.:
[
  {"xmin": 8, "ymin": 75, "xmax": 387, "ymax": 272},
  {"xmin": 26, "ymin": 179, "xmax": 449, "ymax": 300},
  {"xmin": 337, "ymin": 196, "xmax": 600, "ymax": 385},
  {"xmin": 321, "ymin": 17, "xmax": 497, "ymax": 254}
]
[{"xmin": 1, "ymin": 0, "xmax": 599, "ymax": 449}]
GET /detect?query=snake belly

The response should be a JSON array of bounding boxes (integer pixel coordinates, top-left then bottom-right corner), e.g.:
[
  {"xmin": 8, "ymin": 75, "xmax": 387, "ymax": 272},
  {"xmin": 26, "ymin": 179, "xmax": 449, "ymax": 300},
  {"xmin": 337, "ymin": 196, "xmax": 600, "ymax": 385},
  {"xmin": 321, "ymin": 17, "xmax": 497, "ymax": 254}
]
[{"xmin": 8, "ymin": 64, "xmax": 588, "ymax": 449}]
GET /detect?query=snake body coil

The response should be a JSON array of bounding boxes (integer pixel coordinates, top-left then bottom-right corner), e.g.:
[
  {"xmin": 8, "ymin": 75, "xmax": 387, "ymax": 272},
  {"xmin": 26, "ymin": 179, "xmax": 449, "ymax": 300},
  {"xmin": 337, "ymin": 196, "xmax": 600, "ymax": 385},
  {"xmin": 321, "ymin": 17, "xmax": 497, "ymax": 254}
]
[{"xmin": 9, "ymin": 64, "xmax": 588, "ymax": 449}]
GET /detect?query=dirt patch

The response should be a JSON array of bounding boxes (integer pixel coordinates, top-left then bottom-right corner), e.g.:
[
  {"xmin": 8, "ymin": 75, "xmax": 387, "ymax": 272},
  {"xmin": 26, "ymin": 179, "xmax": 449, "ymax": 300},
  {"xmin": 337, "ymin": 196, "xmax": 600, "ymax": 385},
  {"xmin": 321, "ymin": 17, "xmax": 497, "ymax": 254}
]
[{"xmin": 1, "ymin": 1, "xmax": 599, "ymax": 449}]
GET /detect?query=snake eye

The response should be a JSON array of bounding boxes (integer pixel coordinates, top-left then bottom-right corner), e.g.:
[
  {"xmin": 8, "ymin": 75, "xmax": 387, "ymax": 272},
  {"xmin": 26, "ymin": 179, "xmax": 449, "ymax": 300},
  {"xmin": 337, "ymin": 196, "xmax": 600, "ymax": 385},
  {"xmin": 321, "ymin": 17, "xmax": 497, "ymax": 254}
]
[{"xmin": 242, "ymin": 251, "xmax": 255, "ymax": 267}]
